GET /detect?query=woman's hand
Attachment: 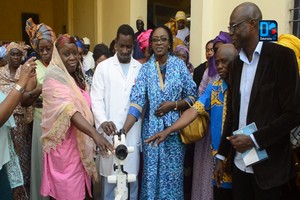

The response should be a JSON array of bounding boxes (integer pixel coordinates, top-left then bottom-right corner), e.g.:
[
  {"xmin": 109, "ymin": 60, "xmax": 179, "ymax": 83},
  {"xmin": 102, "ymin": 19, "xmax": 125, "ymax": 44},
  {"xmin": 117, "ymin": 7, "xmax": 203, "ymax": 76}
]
[
  {"xmin": 18, "ymin": 57, "xmax": 37, "ymax": 88},
  {"xmin": 144, "ymin": 130, "xmax": 170, "ymax": 146},
  {"xmin": 93, "ymin": 133, "xmax": 114, "ymax": 157},
  {"xmin": 101, "ymin": 121, "xmax": 117, "ymax": 136},
  {"xmin": 154, "ymin": 101, "xmax": 175, "ymax": 117},
  {"xmin": 213, "ymin": 159, "xmax": 224, "ymax": 188}
]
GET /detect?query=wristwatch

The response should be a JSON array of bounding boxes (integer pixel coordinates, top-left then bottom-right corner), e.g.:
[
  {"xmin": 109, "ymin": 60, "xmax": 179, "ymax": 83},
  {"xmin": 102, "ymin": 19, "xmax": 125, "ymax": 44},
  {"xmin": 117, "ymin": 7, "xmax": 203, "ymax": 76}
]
[{"xmin": 14, "ymin": 84, "xmax": 25, "ymax": 94}]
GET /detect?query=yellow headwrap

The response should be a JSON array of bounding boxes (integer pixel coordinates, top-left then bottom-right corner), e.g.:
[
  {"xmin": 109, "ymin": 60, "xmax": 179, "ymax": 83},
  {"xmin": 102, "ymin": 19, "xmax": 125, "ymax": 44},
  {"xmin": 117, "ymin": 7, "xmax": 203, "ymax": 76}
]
[
  {"xmin": 277, "ymin": 34, "xmax": 300, "ymax": 73},
  {"xmin": 164, "ymin": 18, "xmax": 177, "ymax": 36}
]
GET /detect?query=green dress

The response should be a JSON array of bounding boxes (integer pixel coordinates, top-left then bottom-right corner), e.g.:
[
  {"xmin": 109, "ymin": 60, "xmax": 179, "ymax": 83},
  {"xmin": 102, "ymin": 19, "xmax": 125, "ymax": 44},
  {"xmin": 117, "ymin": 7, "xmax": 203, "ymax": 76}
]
[{"xmin": 30, "ymin": 60, "xmax": 49, "ymax": 200}]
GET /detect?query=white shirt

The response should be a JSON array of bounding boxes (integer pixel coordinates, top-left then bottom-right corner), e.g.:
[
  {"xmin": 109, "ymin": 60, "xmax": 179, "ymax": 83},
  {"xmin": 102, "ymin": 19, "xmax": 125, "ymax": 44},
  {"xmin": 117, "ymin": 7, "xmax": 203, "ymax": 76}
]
[
  {"xmin": 176, "ymin": 26, "xmax": 190, "ymax": 42},
  {"xmin": 0, "ymin": 93, "xmax": 15, "ymax": 169},
  {"xmin": 83, "ymin": 51, "xmax": 95, "ymax": 72},
  {"xmin": 90, "ymin": 54, "xmax": 142, "ymax": 176},
  {"xmin": 234, "ymin": 41, "xmax": 263, "ymax": 173}
]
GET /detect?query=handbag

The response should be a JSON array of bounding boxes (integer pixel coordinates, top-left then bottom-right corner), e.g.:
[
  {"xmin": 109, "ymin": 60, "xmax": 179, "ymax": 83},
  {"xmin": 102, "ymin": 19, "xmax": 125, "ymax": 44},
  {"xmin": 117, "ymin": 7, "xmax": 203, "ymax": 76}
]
[{"xmin": 180, "ymin": 99, "xmax": 208, "ymax": 144}]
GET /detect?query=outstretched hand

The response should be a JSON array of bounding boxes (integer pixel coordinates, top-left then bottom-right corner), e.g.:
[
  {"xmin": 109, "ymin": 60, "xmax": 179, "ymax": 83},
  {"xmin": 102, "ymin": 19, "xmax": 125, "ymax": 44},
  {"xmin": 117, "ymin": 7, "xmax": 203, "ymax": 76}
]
[
  {"xmin": 144, "ymin": 130, "xmax": 169, "ymax": 146},
  {"xmin": 94, "ymin": 133, "xmax": 114, "ymax": 157}
]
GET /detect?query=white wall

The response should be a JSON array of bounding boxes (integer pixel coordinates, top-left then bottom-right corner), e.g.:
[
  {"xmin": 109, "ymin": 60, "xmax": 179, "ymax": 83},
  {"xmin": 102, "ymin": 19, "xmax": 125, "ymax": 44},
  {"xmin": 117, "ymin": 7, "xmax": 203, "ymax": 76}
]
[{"xmin": 190, "ymin": 0, "xmax": 294, "ymax": 66}]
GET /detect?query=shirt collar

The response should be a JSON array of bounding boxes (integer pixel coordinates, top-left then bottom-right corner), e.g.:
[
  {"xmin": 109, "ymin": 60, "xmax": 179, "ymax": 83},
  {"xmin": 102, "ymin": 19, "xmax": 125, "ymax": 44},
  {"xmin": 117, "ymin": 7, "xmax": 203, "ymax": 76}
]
[{"xmin": 239, "ymin": 41, "xmax": 263, "ymax": 64}]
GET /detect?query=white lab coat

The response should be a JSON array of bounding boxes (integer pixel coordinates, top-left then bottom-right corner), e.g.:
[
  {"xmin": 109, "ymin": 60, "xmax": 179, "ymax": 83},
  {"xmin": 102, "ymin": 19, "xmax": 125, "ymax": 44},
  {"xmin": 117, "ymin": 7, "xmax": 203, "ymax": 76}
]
[{"xmin": 90, "ymin": 54, "xmax": 142, "ymax": 177}]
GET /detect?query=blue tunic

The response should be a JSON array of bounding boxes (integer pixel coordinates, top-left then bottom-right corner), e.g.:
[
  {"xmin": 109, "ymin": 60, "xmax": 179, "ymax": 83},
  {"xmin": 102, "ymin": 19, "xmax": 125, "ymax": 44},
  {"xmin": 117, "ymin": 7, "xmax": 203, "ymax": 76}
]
[
  {"xmin": 128, "ymin": 54, "xmax": 197, "ymax": 199},
  {"xmin": 193, "ymin": 79, "xmax": 232, "ymax": 189}
]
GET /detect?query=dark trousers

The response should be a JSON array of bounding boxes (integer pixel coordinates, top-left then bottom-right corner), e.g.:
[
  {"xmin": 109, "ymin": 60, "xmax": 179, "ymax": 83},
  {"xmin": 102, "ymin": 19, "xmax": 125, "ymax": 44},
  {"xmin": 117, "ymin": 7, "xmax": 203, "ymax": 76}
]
[
  {"xmin": 0, "ymin": 167, "xmax": 13, "ymax": 200},
  {"xmin": 232, "ymin": 164, "xmax": 282, "ymax": 200},
  {"xmin": 213, "ymin": 186, "xmax": 233, "ymax": 200}
]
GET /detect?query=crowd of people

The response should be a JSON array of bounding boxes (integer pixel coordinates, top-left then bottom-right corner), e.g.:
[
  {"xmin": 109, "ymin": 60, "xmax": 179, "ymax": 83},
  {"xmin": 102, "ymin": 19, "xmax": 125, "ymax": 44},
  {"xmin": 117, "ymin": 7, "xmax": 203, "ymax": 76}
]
[{"xmin": 0, "ymin": 2, "xmax": 300, "ymax": 200}]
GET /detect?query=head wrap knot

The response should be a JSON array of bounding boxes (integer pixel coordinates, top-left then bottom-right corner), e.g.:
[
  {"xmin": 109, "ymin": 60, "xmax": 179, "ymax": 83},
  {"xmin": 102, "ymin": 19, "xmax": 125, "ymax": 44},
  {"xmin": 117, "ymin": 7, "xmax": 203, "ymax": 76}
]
[
  {"xmin": 25, "ymin": 18, "xmax": 56, "ymax": 51},
  {"xmin": 137, "ymin": 29, "xmax": 152, "ymax": 54}
]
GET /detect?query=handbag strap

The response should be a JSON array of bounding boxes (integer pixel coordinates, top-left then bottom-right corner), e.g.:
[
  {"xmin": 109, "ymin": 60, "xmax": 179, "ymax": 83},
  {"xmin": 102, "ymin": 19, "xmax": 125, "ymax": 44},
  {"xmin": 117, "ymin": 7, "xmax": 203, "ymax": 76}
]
[{"xmin": 183, "ymin": 97, "xmax": 195, "ymax": 108}]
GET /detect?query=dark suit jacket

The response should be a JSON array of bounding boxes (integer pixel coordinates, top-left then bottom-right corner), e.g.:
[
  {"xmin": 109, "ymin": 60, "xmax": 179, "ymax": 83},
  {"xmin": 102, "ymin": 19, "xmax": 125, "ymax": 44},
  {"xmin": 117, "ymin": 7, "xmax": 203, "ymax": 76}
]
[
  {"xmin": 193, "ymin": 61, "xmax": 207, "ymax": 88},
  {"xmin": 218, "ymin": 42, "xmax": 300, "ymax": 189}
]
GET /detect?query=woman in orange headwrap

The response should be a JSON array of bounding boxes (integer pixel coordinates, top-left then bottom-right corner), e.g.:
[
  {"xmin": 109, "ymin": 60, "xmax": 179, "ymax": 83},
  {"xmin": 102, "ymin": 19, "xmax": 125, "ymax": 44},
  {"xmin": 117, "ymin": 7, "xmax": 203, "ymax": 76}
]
[{"xmin": 25, "ymin": 18, "xmax": 57, "ymax": 200}]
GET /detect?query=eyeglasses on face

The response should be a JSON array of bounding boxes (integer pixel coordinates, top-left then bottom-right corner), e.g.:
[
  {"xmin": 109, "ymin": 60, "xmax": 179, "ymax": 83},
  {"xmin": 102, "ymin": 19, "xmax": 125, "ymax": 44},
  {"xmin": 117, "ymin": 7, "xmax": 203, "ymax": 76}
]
[
  {"xmin": 151, "ymin": 37, "xmax": 169, "ymax": 44},
  {"xmin": 228, "ymin": 18, "xmax": 256, "ymax": 33}
]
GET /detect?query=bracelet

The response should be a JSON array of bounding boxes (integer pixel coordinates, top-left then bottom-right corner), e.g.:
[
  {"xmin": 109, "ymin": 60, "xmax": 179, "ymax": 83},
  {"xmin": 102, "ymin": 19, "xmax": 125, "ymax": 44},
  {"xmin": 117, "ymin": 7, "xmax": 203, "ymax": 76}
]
[
  {"xmin": 120, "ymin": 128, "xmax": 126, "ymax": 135},
  {"xmin": 14, "ymin": 83, "xmax": 25, "ymax": 94},
  {"xmin": 174, "ymin": 101, "xmax": 178, "ymax": 111}
]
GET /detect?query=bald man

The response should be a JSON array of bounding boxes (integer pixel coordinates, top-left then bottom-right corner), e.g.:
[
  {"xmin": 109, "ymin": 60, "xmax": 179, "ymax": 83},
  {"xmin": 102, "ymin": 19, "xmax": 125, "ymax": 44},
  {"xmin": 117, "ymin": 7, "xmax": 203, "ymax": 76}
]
[{"xmin": 214, "ymin": 2, "xmax": 300, "ymax": 200}]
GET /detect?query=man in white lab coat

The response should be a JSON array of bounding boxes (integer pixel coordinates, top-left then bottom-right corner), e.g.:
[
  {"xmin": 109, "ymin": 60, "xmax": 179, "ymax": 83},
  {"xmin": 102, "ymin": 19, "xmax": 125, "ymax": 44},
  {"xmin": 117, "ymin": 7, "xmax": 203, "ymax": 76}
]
[{"xmin": 91, "ymin": 24, "xmax": 142, "ymax": 200}]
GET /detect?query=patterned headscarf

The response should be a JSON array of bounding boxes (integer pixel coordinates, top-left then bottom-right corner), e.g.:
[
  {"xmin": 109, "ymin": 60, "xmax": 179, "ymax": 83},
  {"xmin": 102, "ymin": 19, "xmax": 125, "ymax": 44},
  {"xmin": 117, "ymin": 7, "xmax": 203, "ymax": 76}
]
[
  {"xmin": 25, "ymin": 18, "xmax": 56, "ymax": 51},
  {"xmin": 173, "ymin": 44, "xmax": 194, "ymax": 73},
  {"xmin": 278, "ymin": 34, "xmax": 300, "ymax": 73},
  {"xmin": 137, "ymin": 29, "xmax": 152, "ymax": 54},
  {"xmin": 174, "ymin": 44, "xmax": 190, "ymax": 64},
  {"xmin": 41, "ymin": 34, "xmax": 97, "ymax": 181},
  {"xmin": 6, "ymin": 42, "xmax": 31, "ymax": 60},
  {"xmin": 165, "ymin": 18, "xmax": 177, "ymax": 36},
  {"xmin": 75, "ymin": 39, "xmax": 84, "ymax": 49},
  {"xmin": 208, "ymin": 31, "xmax": 232, "ymax": 77}
]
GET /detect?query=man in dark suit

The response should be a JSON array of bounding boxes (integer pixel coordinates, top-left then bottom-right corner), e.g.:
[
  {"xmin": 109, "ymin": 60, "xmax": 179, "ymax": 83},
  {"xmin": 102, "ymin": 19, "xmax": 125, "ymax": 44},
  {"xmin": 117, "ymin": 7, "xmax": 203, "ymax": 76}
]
[{"xmin": 214, "ymin": 2, "xmax": 300, "ymax": 200}]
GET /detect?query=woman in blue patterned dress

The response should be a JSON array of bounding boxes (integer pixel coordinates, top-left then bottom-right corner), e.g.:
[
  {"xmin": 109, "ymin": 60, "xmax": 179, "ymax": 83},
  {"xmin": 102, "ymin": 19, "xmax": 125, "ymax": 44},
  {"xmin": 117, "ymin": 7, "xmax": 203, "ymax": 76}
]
[
  {"xmin": 122, "ymin": 26, "xmax": 197, "ymax": 199},
  {"xmin": 153, "ymin": 44, "xmax": 238, "ymax": 200}
]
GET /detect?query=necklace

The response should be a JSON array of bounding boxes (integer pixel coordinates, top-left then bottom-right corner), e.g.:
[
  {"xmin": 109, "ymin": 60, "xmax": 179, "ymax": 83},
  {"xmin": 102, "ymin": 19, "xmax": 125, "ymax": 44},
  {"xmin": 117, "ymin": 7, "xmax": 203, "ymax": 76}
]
[{"xmin": 159, "ymin": 63, "xmax": 167, "ymax": 74}]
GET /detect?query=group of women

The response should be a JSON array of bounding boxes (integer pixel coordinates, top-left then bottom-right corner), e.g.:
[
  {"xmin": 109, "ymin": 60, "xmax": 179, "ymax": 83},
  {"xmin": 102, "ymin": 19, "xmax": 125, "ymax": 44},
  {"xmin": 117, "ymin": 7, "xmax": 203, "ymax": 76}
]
[
  {"xmin": 0, "ymin": 15, "xmax": 229, "ymax": 200},
  {"xmin": 4, "ymin": 16, "xmax": 300, "ymax": 200}
]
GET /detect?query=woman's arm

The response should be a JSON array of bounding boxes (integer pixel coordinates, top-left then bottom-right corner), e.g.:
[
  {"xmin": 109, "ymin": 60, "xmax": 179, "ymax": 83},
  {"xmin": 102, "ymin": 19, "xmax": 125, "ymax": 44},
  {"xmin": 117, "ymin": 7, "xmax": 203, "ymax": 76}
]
[
  {"xmin": 122, "ymin": 114, "xmax": 137, "ymax": 134},
  {"xmin": 71, "ymin": 112, "xmax": 114, "ymax": 155},
  {"xmin": 154, "ymin": 99, "xmax": 190, "ymax": 117},
  {"xmin": 0, "ymin": 57, "xmax": 36, "ymax": 126},
  {"xmin": 21, "ymin": 83, "xmax": 42, "ymax": 107},
  {"xmin": 144, "ymin": 107, "xmax": 198, "ymax": 145}
]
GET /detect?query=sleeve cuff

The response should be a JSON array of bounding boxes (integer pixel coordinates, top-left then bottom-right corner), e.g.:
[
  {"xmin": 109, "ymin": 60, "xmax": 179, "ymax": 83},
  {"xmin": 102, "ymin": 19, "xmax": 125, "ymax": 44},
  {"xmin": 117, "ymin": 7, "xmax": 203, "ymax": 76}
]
[
  {"xmin": 216, "ymin": 154, "xmax": 226, "ymax": 161},
  {"xmin": 184, "ymin": 96, "xmax": 196, "ymax": 104},
  {"xmin": 128, "ymin": 106, "xmax": 141, "ymax": 121}
]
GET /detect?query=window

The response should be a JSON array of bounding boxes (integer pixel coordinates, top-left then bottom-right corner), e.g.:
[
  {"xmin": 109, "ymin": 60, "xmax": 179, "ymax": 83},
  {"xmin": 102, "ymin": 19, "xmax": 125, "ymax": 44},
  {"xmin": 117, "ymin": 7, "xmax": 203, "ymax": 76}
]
[{"xmin": 291, "ymin": 0, "xmax": 300, "ymax": 37}]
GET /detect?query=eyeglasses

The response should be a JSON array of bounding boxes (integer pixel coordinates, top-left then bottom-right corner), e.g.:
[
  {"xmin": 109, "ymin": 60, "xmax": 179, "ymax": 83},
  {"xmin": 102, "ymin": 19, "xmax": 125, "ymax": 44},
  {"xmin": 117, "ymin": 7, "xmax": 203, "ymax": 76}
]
[
  {"xmin": 228, "ymin": 19, "xmax": 249, "ymax": 33},
  {"xmin": 151, "ymin": 37, "xmax": 169, "ymax": 44}
]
